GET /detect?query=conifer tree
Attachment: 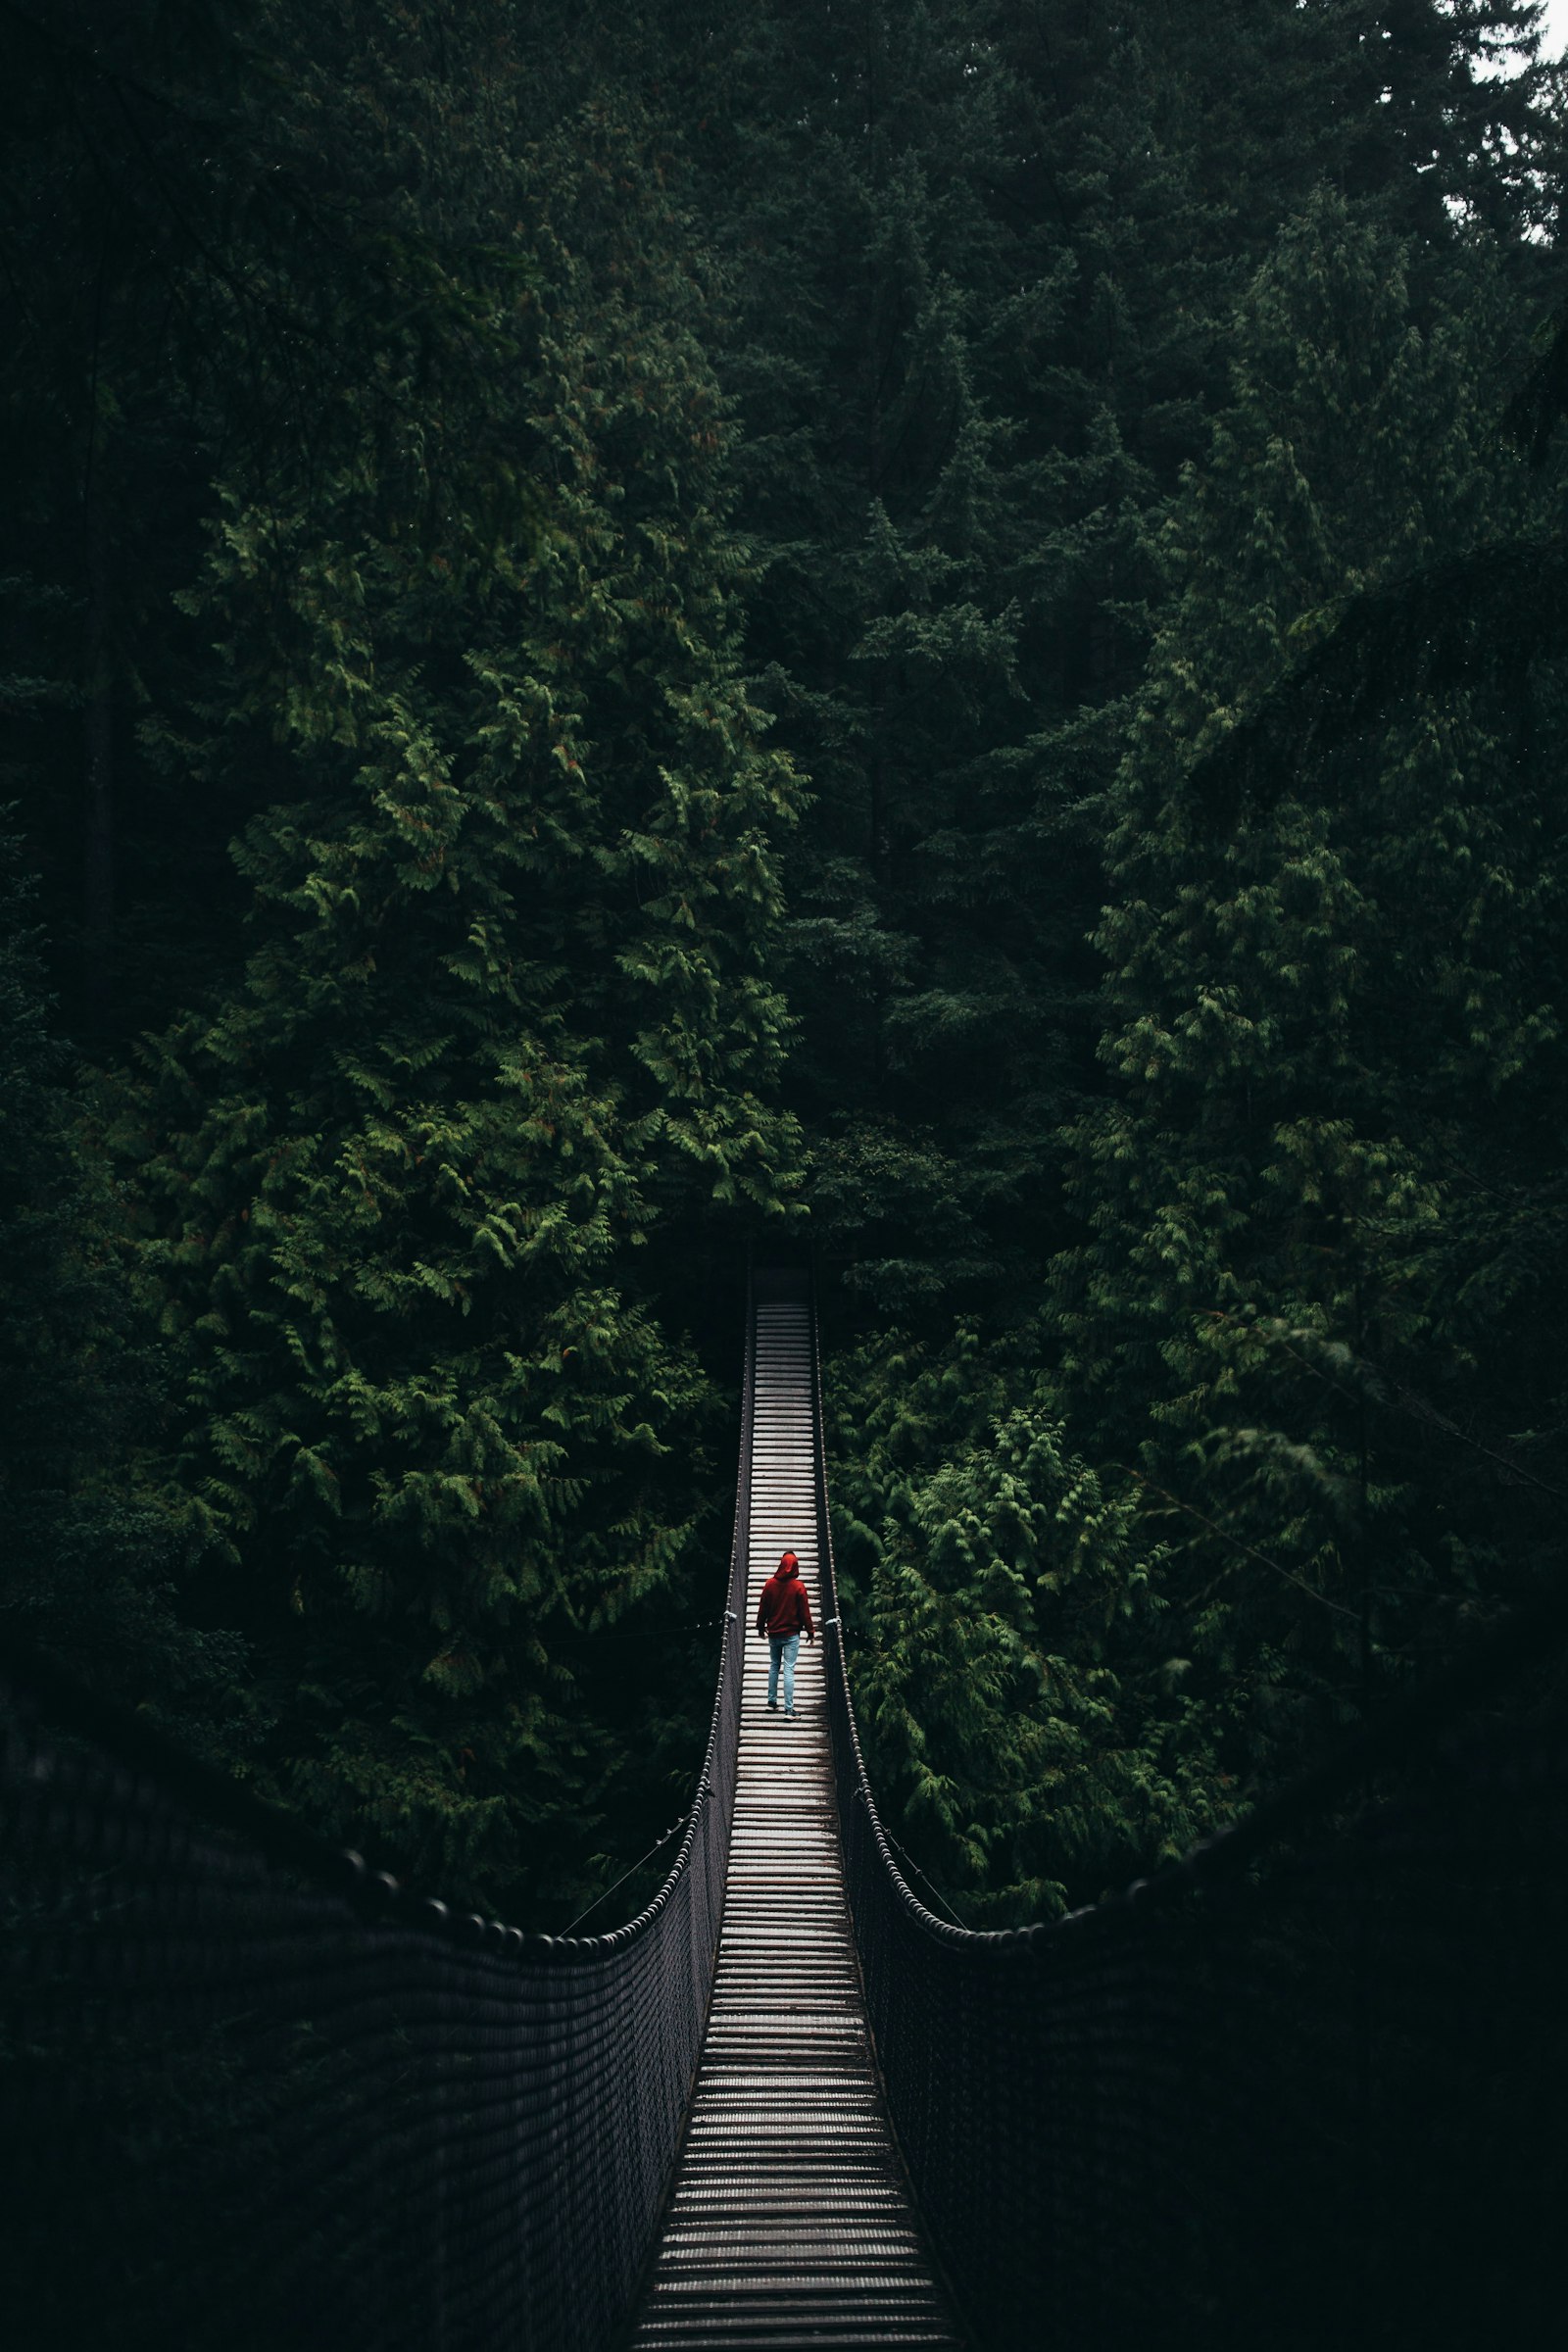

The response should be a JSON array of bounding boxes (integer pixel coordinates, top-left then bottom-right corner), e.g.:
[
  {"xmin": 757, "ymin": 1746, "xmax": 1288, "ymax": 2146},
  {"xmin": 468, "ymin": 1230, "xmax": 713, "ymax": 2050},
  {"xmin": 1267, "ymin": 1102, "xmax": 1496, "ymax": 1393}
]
[
  {"xmin": 121, "ymin": 54, "xmax": 802, "ymax": 1914},
  {"xmin": 0, "ymin": 824, "xmax": 239, "ymax": 1729},
  {"xmin": 1055, "ymin": 193, "xmax": 1568, "ymax": 1779},
  {"xmin": 7, "ymin": 0, "xmax": 1566, "ymax": 1928},
  {"xmin": 828, "ymin": 1322, "xmax": 1222, "ymax": 1920},
  {"xmin": 653, "ymin": 0, "xmax": 1563, "ymax": 1321},
  {"xmin": 831, "ymin": 175, "xmax": 1568, "ymax": 1914}
]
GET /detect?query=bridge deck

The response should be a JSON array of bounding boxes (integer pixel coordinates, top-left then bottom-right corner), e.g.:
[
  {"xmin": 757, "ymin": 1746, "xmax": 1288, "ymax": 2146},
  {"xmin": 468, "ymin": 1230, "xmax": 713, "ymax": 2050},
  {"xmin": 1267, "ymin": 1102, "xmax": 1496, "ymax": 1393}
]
[{"xmin": 631, "ymin": 1297, "xmax": 958, "ymax": 2350}]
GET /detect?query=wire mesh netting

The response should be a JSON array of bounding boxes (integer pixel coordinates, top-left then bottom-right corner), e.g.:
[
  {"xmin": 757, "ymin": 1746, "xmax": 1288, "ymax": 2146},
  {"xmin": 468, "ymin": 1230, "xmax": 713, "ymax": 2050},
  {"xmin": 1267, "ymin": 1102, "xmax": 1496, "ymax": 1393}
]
[
  {"xmin": 0, "ymin": 1338, "xmax": 752, "ymax": 2352},
  {"xmin": 808, "ymin": 1304, "xmax": 1568, "ymax": 2352}
]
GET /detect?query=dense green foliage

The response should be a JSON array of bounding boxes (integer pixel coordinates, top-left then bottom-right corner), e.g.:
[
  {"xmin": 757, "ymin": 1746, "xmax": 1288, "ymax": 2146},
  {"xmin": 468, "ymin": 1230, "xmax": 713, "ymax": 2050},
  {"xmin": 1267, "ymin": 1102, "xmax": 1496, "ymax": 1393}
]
[
  {"xmin": 838, "ymin": 192, "xmax": 1568, "ymax": 1921},
  {"xmin": 5, "ymin": 0, "xmax": 1568, "ymax": 1926},
  {"xmin": 121, "ymin": 81, "xmax": 801, "ymax": 1908},
  {"xmin": 708, "ymin": 0, "xmax": 1568, "ymax": 1918},
  {"xmin": 1, "ymin": 2, "xmax": 802, "ymax": 1920},
  {"xmin": 0, "ymin": 835, "xmax": 237, "ymax": 1724}
]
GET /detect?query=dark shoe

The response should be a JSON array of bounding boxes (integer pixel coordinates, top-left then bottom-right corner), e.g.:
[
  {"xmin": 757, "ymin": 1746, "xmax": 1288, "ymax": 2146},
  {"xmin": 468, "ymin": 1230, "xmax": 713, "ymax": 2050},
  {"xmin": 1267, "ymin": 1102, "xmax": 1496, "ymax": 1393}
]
[{"xmin": 766, "ymin": 1700, "xmax": 778, "ymax": 1711}]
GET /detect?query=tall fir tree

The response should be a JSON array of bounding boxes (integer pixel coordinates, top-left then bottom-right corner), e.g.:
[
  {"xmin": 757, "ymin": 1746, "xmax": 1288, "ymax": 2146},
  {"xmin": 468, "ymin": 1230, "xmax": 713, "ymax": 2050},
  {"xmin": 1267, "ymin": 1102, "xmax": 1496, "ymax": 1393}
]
[
  {"xmin": 107, "ymin": 36, "xmax": 803, "ymax": 1917},
  {"xmin": 604, "ymin": 0, "xmax": 1561, "ymax": 1324},
  {"xmin": 6, "ymin": 0, "xmax": 1567, "ymax": 1929},
  {"xmin": 828, "ymin": 179, "xmax": 1568, "ymax": 1918},
  {"xmin": 1057, "ymin": 193, "xmax": 1568, "ymax": 1764}
]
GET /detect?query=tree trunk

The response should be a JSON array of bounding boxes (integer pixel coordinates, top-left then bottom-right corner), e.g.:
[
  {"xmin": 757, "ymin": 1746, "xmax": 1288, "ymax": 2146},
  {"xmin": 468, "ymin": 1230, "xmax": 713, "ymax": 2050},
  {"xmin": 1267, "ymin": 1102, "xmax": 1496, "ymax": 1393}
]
[{"xmin": 83, "ymin": 484, "xmax": 114, "ymax": 1032}]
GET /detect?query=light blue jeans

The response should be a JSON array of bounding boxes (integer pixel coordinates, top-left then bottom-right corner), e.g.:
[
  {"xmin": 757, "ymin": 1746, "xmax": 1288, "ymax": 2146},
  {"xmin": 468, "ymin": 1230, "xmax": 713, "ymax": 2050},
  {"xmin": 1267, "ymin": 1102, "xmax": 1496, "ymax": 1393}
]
[{"xmin": 767, "ymin": 1633, "xmax": 801, "ymax": 1711}]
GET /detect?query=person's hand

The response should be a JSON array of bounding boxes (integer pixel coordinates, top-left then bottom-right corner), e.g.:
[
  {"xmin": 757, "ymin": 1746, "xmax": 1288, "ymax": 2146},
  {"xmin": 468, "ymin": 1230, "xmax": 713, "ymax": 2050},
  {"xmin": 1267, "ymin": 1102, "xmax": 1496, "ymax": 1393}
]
[{"xmin": 806, "ymin": 1631, "xmax": 815, "ymax": 1643}]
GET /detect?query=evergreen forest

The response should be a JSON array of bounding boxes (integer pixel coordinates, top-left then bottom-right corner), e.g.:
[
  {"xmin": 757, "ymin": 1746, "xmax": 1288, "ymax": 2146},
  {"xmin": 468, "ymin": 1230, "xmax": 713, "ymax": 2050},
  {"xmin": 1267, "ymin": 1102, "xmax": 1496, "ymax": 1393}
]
[{"xmin": 6, "ymin": 0, "xmax": 1568, "ymax": 1932}]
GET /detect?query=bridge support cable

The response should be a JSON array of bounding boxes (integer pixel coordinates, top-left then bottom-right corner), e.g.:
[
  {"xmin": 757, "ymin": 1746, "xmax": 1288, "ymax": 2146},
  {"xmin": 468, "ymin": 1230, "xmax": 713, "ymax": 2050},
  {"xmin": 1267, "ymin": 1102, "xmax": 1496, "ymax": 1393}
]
[
  {"xmin": 631, "ymin": 1267, "xmax": 959, "ymax": 2349},
  {"xmin": 808, "ymin": 1278, "xmax": 1568, "ymax": 2352},
  {"xmin": 0, "ymin": 1313, "xmax": 757, "ymax": 2351}
]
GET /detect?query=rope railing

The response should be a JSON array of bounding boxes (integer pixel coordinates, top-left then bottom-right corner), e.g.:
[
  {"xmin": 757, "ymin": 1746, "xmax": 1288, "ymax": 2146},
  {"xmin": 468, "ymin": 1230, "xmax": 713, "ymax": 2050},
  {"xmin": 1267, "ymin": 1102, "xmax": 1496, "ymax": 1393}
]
[
  {"xmin": 0, "ymin": 1300, "xmax": 756, "ymax": 2352},
  {"xmin": 808, "ymin": 1280, "xmax": 1568, "ymax": 2352}
]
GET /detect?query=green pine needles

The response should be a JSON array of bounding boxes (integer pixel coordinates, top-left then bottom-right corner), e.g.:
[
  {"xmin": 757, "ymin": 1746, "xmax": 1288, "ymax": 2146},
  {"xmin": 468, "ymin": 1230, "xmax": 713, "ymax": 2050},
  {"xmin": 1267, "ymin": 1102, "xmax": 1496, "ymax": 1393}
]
[
  {"xmin": 118, "ymin": 91, "xmax": 802, "ymax": 1912},
  {"xmin": 6, "ymin": 0, "xmax": 1568, "ymax": 1932}
]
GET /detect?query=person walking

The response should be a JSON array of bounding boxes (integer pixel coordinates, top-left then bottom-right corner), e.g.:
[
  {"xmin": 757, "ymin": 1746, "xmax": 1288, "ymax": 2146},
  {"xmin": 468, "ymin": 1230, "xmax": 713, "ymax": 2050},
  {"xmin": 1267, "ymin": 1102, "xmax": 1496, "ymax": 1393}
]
[{"xmin": 757, "ymin": 1549, "xmax": 814, "ymax": 1717}]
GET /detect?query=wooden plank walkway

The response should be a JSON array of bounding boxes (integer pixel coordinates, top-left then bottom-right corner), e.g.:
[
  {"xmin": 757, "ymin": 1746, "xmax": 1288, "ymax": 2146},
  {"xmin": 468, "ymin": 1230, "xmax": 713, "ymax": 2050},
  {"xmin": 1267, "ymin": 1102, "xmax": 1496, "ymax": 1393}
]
[{"xmin": 631, "ymin": 1296, "xmax": 959, "ymax": 2350}]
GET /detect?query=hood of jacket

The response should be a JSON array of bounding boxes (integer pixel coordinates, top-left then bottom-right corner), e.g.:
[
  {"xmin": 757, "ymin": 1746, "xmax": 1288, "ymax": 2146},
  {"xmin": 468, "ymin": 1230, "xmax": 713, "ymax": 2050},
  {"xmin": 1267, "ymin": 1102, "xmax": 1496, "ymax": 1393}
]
[{"xmin": 776, "ymin": 1554, "xmax": 799, "ymax": 1581}]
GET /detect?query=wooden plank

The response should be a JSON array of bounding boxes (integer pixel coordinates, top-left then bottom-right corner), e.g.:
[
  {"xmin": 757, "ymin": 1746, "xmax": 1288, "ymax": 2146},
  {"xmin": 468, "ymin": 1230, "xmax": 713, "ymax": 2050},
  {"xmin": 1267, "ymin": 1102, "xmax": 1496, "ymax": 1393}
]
[{"xmin": 630, "ymin": 1300, "xmax": 960, "ymax": 2351}]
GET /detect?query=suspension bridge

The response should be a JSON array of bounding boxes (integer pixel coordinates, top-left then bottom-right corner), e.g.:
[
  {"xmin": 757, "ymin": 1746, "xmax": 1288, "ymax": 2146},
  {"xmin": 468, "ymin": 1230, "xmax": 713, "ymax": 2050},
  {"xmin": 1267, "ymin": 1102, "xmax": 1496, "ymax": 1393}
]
[{"xmin": 2, "ymin": 1262, "xmax": 1563, "ymax": 2350}]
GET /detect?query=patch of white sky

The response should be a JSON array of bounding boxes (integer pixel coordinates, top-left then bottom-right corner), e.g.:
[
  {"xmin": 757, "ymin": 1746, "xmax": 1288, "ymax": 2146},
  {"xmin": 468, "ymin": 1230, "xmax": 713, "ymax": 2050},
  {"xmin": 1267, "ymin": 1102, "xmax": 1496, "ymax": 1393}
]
[
  {"xmin": 1460, "ymin": 7, "xmax": 1564, "ymax": 227},
  {"xmin": 1462, "ymin": 2, "xmax": 1564, "ymax": 73},
  {"xmin": 1484, "ymin": 1, "xmax": 1568, "ymax": 68}
]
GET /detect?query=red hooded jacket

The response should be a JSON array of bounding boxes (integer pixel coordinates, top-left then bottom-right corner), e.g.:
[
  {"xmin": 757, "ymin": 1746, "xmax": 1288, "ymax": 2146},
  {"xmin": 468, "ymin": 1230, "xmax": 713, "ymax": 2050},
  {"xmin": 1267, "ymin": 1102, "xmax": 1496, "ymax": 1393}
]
[{"xmin": 756, "ymin": 1554, "xmax": 815, "ymax": 1642}]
